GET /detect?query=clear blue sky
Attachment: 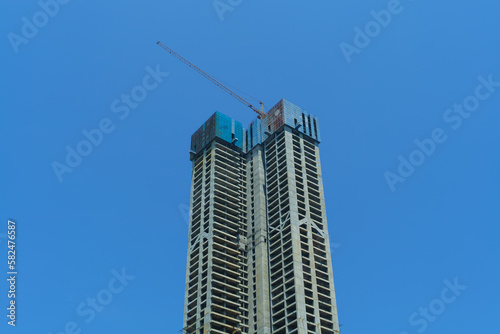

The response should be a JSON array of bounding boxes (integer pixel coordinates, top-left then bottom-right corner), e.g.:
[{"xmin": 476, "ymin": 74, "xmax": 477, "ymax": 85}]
[{"xmin": 1, "ymin": 1, "xmax": 499, "ymax": 333}]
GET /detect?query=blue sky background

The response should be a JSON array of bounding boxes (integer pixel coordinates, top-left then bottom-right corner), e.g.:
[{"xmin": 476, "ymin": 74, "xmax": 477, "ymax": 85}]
[{"xmin": 1, "ymin": 0, "xmax": 499, "ymax": 333}]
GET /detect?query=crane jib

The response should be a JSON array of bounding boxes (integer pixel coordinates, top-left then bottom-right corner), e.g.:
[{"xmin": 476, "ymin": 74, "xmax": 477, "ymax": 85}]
[{"xmin": 157, "ymin": 41, "xmax": 265, "ymax": 117}]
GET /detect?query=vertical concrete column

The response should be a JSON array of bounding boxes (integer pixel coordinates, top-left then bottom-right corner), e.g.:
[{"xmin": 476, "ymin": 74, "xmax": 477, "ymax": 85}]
[
  {"xmin": 283, "ymin": 129, "xmax": 308, "ymax": 334},
  {"xmin": 252, "ymin": 146, "xmax": 272, "ymax": 334},
  {"xmin": 182, "ymin": 156, "xmax": 197, "ymax": 330},
  {"xmin": 206, "ymin": 142, "xmax": 217, "ymax": 332}
]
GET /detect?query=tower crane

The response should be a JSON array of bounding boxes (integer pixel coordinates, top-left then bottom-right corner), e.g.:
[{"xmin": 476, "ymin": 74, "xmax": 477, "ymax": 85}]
[{"xmin": 156, "ymin": 41, "xmax": 265, "ymax": 118}]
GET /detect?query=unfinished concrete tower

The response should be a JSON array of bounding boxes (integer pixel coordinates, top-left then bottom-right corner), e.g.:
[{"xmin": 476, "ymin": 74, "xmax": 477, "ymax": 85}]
[{"xmin": 183, "ymin": 99, "xmax": 340, "ymax": 334}]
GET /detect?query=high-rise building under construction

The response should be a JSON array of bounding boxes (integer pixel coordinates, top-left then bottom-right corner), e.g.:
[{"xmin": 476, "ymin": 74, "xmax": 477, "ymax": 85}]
[{"xmin": 183, "ymin": 99, "xmax": 340, "ymax": 334}]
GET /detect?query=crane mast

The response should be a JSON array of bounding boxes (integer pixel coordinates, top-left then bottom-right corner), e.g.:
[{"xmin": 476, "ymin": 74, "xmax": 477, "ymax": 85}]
[{"xmin": 156, "ymin": 41, "xmax": 265, "ymax": 118}]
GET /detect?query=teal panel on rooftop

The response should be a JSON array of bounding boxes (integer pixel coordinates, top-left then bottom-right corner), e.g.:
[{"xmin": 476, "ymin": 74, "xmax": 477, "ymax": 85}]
[{"xmin": 215, "ymin": 112, "xmax": 232, "ymax": 144}]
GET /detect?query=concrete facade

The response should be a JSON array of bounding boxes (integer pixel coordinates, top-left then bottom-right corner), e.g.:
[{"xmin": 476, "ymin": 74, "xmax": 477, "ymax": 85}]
[{"xmin": 183, "ymin": 100, "xmax": 340, "ymax": 334}]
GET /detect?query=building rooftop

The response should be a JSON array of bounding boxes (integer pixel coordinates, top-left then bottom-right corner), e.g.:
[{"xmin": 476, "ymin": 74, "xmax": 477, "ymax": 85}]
[{"xmin": 190, "ymin": 99, "xmax": 321, "ymax": 157}]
